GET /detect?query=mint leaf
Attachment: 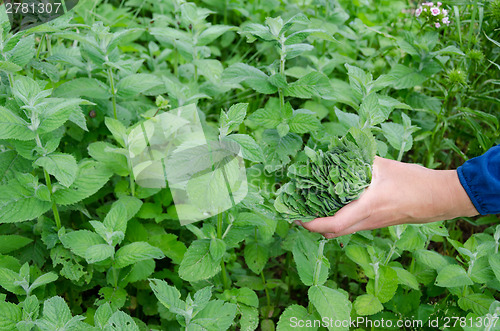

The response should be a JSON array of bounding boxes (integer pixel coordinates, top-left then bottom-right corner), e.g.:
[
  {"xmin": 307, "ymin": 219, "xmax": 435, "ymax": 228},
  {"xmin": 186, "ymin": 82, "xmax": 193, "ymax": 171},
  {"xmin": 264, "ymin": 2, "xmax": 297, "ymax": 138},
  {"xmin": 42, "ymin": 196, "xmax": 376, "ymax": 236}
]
[
  {"xmin": 292, "ymin": 232, "xmax": 329, "ymax": 286},
  {"xmin": 387, "ymin": 64, "xmax": 427, "ymax": 90},
  {"xmin": 435, "ymin": 265, "xmax": 473, "ymax": 287},
  {"xmin": 309, "ymin": 285, "xmax": 351, "ymax": 330},
  {"xmin": 85, "ymin": 244, "xmax": 114, "ymax": 264},
  {"xmin": 244, "ymin": 242, "xmax": 268, "ymax": 275},
  {"xmin": 53, "ymin": 160, "xmax": 112, "ymax": 206},
  {"xmin": 149, "ymin": 279, "xmax": 184, "ymax": 313},
  {"xmin": 0, "ymin": 267, "xmax": 23, "ymax": 295},
  {"xmin": 149, "ymin": 234, "xmax": 187, "ymax": 264},
  {"xmin": 0, "ymin": 107, "xmax": 34, "ymax": 141},
  {"xmin": 53, "ymin": 78, "xmax": 111, "ymax": 99},
  {"xmin": 179, "ymin": 239, "xmax": 221, "ymax": 282},
  {"xmin": 288, "ymin": 113, "xmax": 321, "ymax": 133},
  {"xmin": 220, "ymin": 103, "xmax": 248, "ymax": 136},
  {"xmin": 106, "ymin": 311, "xmax": 140, "ymax": 330},
  {"xmin": 34, "ymin": 153, "xmax": 78, "ymax": 188},
  {"xmin": 0, "ymin": 301, "xmax": 22, "ymax": 331},
  {"xmin": 354, "ymin": 294, "xmax": 383, "ymax": 316},
  {"xmin": 198, "ymin": 25, "xmax": 235, "ymax": 46},
  {"xmin": 277, "ymin": 304, "xmax": 317, "ymax": 331},
  {"xmin": 116, "ymin": 74, "xmax": 165, "ymax": 99},
  {"xmin": 0, "ymin": 235, "xmax": 33, "ymax": 254},
  {"xmin": 190, "ymin": 300, "xmax": 237, "ymax": 330},
  {"xmin": 0, "ymin": 179, "xmax": 51, "ymax": 224},
  {"xmin": 223, "ymin": 63, "xmax": 277, "ymax": 94},
  {"xmin": 114, "ymin": 242, "xmax": 165, "ymax": 269},
  {"xmin": 284, "ymin": 71, "xmax": 330, "ymax": 98},
  {"xmin": 35, "ymin": 297, "xmax": 84, "ymax": 331},
  {"xmin": 225, "ymin": 134, "xmax": 264, "ymax": 163},
  {"xmin": 60, "ymin": 230, "xmax": 106, "ymax": 258}
]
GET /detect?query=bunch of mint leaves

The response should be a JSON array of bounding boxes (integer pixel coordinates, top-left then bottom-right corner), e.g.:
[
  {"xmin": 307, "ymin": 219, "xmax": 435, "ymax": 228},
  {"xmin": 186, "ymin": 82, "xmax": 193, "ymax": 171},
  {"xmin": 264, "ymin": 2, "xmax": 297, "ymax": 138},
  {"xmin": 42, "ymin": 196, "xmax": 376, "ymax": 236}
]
[{"xmin": 275, "ymin": 128, "xmax": 377, "ymax": 221}]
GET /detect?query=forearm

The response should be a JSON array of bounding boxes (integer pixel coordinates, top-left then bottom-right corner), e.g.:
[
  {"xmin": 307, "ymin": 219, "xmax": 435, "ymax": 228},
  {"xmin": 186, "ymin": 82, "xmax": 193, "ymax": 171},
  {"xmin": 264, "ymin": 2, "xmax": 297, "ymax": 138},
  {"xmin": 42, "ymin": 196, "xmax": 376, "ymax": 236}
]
[{"xmin": 428, "ymin": 169, "xmax": 478, "ymax": 221}]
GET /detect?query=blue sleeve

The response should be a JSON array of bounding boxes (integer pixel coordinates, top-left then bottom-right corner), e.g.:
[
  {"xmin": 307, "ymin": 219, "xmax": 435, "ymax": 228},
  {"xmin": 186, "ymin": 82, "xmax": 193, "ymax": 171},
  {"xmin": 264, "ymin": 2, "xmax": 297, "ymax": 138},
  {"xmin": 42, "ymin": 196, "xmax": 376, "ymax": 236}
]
[{"xmin": 457, "ymin": 145, "xmax": 500, "ymax": 215}]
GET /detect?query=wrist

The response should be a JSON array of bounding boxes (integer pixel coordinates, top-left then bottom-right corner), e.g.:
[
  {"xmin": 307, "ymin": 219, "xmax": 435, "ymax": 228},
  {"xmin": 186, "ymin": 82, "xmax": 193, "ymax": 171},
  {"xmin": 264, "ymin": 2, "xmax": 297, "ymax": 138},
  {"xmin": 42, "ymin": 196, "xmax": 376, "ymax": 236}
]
[{"xmin": 441, "ymin": 169, "xmax": 479, "ymax": 219}]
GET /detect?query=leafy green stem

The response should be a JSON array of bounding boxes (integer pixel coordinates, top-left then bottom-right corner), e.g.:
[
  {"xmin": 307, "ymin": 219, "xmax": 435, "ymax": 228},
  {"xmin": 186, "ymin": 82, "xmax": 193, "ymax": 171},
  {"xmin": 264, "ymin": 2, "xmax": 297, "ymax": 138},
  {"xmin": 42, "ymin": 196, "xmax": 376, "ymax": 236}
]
[
  {"xmin": 173, "ymin": 46, "xmax": 179, "ymax": 77},
  {"xmin": 312, "ymin": 239, "xmax": 327, "ymax": 286},
  {"xmin": 218, "ymin": 212, "xmax": 229, "ymax": 289},
  {"xmin": 261, "ymin": 271, "xmax": 272, "ymax": 309},
  {"xmin": 43, "ymin": 169, "xmax": 62, "ymax": 230},
  {"xmin": 253, "ymin": 227, "xmax": 271, "ymax": 310},
  {"xmin": 126, "ymin": 151, "xmax": 136, "ymax": 197},
  {"xmin": 107, "ymin": 68, "xmax": 118, "ymax": 120},
  {"xmin": 275, "ymin": 248, "xmax": 292, "ymax": 308},
  {"xmin": 35, "ymin": 34, "xmax": 46, "ymax": 60},
  {"xmin": 397, "ymin": 142, "xmax": 406, "ymax": 162},
  {"xmin": 7, "ymin": 73, "xmax": 14, "ymax": 87},
  {"xmin": 278, "ymin": 40, "xmax": 286, "ymax": 110},
  {"xmin": 308, "ymin": 239, "xmax": 327, "ymax": 314},
  {"xmin": 467, "ymin": 0, "xmax": 479, "ymax": 50},
  {"xmin": 112, "ymin": 267, "xmax": 119, "ymax": 288},
  {"xmin": 60, "ymin": 0, "xmax": 68, "ymax": 12},
  {"xmin": 384, "ymin": 243, "xmax": 397, "ymax": 265},
  {"xmin": 46, "ymin": 35, "xmax": 52, "ymax": 56}
]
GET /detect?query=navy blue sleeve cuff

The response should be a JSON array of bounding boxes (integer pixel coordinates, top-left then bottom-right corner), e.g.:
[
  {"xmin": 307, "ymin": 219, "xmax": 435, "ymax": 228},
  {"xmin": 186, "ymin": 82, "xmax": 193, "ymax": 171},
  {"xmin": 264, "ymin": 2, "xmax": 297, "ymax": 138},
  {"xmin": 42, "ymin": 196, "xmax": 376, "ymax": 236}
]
[{"xmin": 457, "ymin": 146, "xmax": 500, "ymax": 215}]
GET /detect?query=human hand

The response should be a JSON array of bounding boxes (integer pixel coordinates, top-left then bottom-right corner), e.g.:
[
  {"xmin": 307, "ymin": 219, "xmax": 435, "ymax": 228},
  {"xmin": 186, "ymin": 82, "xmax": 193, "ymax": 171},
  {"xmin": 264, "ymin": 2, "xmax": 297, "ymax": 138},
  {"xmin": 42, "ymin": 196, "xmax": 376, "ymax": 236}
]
[{"xmin": 296, "ymin": 156, "xmax": 479, "ymax": 238}]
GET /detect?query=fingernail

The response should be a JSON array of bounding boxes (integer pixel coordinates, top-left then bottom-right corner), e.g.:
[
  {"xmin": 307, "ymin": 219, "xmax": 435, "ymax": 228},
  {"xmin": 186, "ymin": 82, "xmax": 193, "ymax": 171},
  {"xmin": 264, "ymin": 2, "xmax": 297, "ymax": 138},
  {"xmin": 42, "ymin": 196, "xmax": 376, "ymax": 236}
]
[{"xmin": 294, "ymin": 220, "xmax": 302, "ymax": 226}]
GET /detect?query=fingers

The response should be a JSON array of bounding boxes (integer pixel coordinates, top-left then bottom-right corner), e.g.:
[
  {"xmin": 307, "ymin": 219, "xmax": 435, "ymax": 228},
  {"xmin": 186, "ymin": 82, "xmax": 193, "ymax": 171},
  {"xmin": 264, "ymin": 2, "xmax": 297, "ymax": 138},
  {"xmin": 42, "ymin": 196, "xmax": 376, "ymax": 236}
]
[
  {"xmin": 296, "ymin": 156, "xmax": 383, "ymax": 238},
  {"xmin": 322, "ymin": 218, "xmax": 374, "ymax": 238},
  {"xmin": 299, "ymin": 196, "xmax": 371, "ymax": 234}
]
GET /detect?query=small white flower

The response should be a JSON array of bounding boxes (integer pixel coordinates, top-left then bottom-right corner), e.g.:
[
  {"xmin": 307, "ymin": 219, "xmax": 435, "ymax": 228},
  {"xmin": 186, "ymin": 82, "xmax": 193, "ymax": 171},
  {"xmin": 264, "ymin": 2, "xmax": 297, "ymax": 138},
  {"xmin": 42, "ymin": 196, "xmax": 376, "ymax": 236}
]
[
  {"xmin": 416, "ymin": 7, "xmax": 423, "ymax": 16},
  {"xmin": 431, "ymin": 7, "xmax": 440, "ymax": 16},
  {"xmin": 442, "ymin": 17, "xmax": 450, "ymax": 25},
  {"xmin": 423, "ymin": 2, "xmax": 434, "ymax": 6},
  {"xmin": 437, "ymin": 1, "xmax": 442, "ymax": 6},
  {"xmin": 442, "ymin": 9, "xmax": 449, "ymax": 16},
  {"xmin": 435, "ymin": 22, "xmax": 441, "ymax": 28}
]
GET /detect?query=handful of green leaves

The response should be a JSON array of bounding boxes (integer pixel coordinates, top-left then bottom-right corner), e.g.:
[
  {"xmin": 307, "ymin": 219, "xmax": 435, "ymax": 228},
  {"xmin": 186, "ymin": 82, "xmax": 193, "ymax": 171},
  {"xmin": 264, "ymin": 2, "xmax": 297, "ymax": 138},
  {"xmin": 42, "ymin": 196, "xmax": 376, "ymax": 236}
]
[{"xmin": 275, "ymin": 128, "xmax": 377, "ymax": 221}]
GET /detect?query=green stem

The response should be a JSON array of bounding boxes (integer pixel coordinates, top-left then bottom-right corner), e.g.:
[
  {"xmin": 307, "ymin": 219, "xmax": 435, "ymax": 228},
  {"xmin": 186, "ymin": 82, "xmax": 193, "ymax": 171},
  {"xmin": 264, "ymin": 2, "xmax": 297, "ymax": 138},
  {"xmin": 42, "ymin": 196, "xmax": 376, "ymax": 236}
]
[
  {"xmin": 261, "ymin": 271, "xmax": 271, "ymax": 308},
  {"xmin": 7, "ymin": 73, "xmax": 14, "ymax": 87},
  {"xmin": 112, "ymin": 267, "xmax": 118, "ymax": 288},
  {"xmin": 275, "ymin": 250, "xmax": 292, "ymax": 308},
  {"xmin": 454, "ymin": 6, "xmax": 463, "ymax": 48},
  {"xmin": 384, "ymin": 243, "xmax": 397, "ymax": 265},
  {"xmin": 254, "ymin": 227, "xmax": 271, "ymax": 311},
  {"xmin": 467, "ymin": 0, "xmax": 479, "ymax": 50},
  {"xmin": 312, "ymin": 240, "xmax": 327, "ymax": 286},
  {"xmin": 127, "ymin": 157, "xmax": 136, "ymax": 197},
  {"xmin": 218, "ymin": 212, "xmax": 229, "ymax": 289},
  {"xmin": 278, "ymin": 41, "xmax": 286, "ymax": 110},
  {"xmin": 224, "ymin": 0, "xmax": 228, "ymax": 25},
  {"xmin": 60, "ymin": 0, "xmax": 68, "ymax": 13},
  {"xmin": 107, "ymin": 68, "xmax": 118, "ymax": 119},
  {"xmin": 397, "ymin": 142, "xmax": 406, "ymax": 162},
  {"xmin": 46, "ymin": 35, "xmax": 52, "ymax": 56},
  {"xmin": 44, "ymin": 169, "xmax": 61, "ymax": 230},
  {"xmin": 35, "ymin": 34, "xmax": 45, "ymax": 60},
  {"xmin": 173, "ymin": 48, "xmax": 179, "ymax": 77},
  {"xmin": 308, "ymin": 239, "xmax": 327, "ymax": 314}
]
